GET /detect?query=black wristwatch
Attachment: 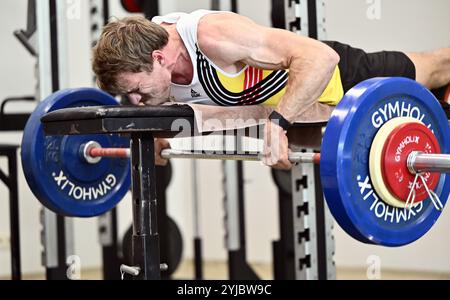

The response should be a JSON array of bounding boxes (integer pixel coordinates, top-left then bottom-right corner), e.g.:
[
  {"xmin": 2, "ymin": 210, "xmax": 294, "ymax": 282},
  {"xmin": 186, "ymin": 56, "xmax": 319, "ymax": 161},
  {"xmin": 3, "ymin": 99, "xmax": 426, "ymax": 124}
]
[{"xmin": 268, "ymin": 110, "xmax": 292, "ymax": 131}]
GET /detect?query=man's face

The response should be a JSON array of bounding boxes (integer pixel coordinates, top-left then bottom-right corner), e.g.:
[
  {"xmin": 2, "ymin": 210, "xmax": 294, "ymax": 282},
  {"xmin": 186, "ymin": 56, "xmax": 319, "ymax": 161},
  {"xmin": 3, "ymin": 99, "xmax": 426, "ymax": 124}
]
[{"xmin": 117, "ymin": 61, "xmax": 172, "ymax": 106}]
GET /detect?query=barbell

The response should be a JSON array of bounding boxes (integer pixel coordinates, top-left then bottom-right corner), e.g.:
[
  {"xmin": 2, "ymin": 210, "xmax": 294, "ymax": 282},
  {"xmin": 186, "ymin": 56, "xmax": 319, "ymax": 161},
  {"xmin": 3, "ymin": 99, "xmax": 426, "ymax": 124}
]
[
  {"xmin": 21, "ymin": 77, "xmax": 450, "ymax": 246},
  {"xmin": 82, "ymin": 143, "xmax": 450, "ymax": 174}
]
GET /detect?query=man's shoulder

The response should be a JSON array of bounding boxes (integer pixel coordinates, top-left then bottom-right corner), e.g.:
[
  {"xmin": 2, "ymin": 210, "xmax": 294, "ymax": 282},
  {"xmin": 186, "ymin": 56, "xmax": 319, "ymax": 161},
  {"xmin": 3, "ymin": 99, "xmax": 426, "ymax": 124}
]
[
  {"xmin": 196, "ymin": 9, "xmax": 236, "ymax": 23},
  {"xmin": 196, "ymin": 10, "xmax": 239, "ymax": 37}
]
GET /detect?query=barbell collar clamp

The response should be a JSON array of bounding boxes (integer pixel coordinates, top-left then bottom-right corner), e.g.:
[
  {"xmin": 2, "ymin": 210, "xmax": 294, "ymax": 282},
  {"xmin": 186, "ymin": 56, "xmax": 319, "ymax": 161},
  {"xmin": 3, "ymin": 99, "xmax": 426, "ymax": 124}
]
[{"xmin": 82, "ymin": 141, "xmax": 103, "ymax": 164}]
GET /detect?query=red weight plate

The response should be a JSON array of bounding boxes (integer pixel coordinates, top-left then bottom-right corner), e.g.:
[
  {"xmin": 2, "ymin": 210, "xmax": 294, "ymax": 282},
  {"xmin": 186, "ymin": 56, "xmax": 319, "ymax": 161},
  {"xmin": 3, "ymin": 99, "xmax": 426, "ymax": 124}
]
[{"xmin": 382, "ymin": 122, "xmax": 441, "ymax": 202}]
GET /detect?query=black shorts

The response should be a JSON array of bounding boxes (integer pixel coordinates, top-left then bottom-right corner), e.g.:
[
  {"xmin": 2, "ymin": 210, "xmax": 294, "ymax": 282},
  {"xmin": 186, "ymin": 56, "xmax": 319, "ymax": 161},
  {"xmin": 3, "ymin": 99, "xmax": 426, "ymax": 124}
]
[{"xmin": 322, "ymin": 41, "xmax": 416, "ymax": 93}]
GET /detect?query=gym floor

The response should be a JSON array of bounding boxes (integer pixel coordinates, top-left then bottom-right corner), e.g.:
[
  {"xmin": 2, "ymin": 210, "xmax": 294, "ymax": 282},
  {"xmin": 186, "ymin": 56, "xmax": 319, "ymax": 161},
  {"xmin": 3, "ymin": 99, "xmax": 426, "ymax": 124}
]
[{"xmin": 4, "ymin": 261, "xmax": 450, "ymax": 280}]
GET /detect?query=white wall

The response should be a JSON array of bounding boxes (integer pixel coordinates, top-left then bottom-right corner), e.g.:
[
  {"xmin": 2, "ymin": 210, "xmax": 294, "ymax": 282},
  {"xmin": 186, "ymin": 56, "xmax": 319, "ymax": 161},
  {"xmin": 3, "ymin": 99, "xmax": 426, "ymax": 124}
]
[
  {"xmin": 325, "ymin": 0, "xmax": 450, "ymax": 52},
  {"xmin": 0, "ymin": 0, "xmax": 44, "ymax": 278},
  {"xmin": 1, "ymin": 0, "xmax": 449, "ymax": 279}
]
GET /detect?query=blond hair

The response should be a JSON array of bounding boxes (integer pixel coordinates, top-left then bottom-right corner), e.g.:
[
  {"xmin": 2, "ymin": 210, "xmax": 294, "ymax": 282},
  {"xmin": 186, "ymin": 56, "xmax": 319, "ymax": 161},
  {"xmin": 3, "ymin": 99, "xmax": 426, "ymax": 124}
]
[{"xmin": 92, "ymin": 16, "xmax": 169, "ymax": 94}]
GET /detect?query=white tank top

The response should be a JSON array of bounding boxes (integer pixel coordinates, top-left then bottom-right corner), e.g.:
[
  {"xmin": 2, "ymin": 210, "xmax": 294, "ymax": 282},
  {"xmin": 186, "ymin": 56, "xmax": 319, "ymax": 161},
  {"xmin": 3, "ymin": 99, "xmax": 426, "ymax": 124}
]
[
  {"xmin": 152, "ymin": 10, "xmax": 290, "ymax": 106},
  {"xmin": 152, "ymin": 10, "xmax": 343, "ymax": 107}
]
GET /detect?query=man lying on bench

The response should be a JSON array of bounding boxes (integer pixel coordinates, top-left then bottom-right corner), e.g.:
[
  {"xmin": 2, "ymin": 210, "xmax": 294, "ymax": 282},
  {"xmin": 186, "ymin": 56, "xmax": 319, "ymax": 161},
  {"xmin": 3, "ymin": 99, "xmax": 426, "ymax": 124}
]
[{"xmin": 92, "ymin": 10, "xmax": 450, "ymax": 170}]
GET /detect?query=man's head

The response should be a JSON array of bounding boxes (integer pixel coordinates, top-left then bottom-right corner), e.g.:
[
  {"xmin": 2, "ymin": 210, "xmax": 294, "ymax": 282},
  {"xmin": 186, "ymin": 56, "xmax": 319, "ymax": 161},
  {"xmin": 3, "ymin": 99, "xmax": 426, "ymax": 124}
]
[{"xmin": 92, "ymin": 16, "xmax": 171, "ymax": 105}]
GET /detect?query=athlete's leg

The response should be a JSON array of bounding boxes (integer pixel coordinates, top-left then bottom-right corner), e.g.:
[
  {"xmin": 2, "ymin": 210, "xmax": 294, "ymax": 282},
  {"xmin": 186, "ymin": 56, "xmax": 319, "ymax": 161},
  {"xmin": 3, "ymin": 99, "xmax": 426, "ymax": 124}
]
[
  {"xmin": 322, "ymin": 41, "xmax": 416, "ymax": 93},
  {"xmin": 323, "ymin": 41, "xmax": 450, "ymax": 116}
]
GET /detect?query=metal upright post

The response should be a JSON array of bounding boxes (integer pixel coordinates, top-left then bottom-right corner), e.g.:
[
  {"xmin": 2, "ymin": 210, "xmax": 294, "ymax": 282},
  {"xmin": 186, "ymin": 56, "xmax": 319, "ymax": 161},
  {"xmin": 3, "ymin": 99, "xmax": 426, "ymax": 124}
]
[
  {"xmin": 314, "ymin": 165, "xmax": 335, "ymax": 279},
  {"xmin": 130, "ymin": 134, "xmax": 161, "ymax": 280},
  {"xmin": 274, "ymin": 0, "xmax": 335, "ymax": 280},
  {"xmin": 36, "ymin": 0, "xmax": 74, "ymax": 279},
  {"xmin": 211, "ymin": 0, "xmax": 220, "ymax": 10},
  {"xmin": 0, "ymin": 146, "xmax": 22, "ymax": 280},
  {"xmin": 89, "ymin": 0, "xmax": 122, "ymax": 280},
  {"xmin": 291, "ymin": 161, "xmax": 316, "ymax": 279},
  {"xmin": 315, "ymin": 0, "xmax": 327, "ymax": 40},
  {"xmin": 192, "ymin": 160, "xmax": 203, "ymax": 280},
  {"xmin": 8, "ymin": 148, "xmax": 21, "ymax": 280},
  {"xmin": 222, "ymin": 160, "xmax": 259, "ymax": 280},
  {"xmin": 290, "ymin": 160, "xmax": 335, "ymax": 280}
]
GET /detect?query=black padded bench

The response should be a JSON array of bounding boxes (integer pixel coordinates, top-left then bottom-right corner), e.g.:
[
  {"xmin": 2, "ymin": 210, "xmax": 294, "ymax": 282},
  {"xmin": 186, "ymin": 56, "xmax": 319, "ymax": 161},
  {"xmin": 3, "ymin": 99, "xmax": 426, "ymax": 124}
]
[
  {"xmin": 42, "ymin": 104, "xmax": 327, "ymax": 137},
  {"xmin": 42, "ymin": 104, "xmax": 196, "ymax": 138}
]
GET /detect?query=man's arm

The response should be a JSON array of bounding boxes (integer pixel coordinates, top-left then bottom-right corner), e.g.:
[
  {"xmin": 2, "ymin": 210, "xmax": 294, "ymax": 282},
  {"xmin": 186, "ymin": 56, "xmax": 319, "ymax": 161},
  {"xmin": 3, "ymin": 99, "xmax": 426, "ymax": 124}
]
[{"xmin": 197, "ymin": 12, "xmax": 340, "ymax": 122}]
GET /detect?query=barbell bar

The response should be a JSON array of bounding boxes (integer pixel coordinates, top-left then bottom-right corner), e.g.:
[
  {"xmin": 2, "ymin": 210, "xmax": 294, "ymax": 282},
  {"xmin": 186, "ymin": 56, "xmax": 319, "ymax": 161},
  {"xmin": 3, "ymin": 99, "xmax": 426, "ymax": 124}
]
[
  {"xmin": 408, "ymin": 152, "xmax": 450, "ymax": 174},
  {"xmin": 83, "ymin": 143, "xmax": 450, "ymax": 174},
  {"xmin": 82, "ymin": 142, "xmax": 321, "ymax": 164}
]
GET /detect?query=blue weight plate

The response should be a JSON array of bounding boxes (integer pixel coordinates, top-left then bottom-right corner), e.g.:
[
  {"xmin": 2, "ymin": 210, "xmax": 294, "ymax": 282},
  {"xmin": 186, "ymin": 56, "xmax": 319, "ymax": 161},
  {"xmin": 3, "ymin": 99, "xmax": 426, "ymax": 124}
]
[
  {"xmin": 21, "ymin": 88, "xmax": 131, "ymax": 217},
  {"xmin": 321, "ymin": 77, "xmax": 450, "ymax": 246}
]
